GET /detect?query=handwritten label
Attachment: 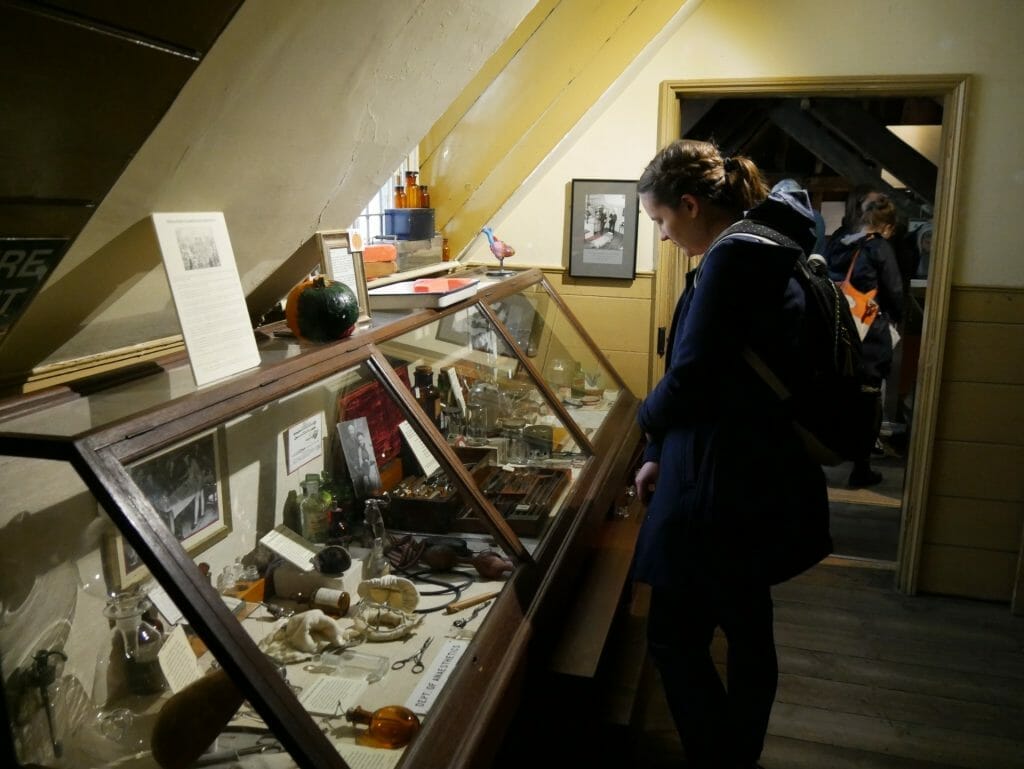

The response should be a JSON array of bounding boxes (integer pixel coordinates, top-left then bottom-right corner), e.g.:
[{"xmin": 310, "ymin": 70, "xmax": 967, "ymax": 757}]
[{"xmin": 403, "ymin": 639, "xmax": 468, "ymax": 716}]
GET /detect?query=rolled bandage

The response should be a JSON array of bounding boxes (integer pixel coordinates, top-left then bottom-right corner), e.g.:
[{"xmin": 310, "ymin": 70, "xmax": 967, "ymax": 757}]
[{"xmin": 357, "ymin": 575, "xmax": 420, "ymax": 612}]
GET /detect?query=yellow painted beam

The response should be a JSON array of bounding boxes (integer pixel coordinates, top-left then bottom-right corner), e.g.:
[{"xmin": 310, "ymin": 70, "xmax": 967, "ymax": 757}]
[{"xmin": 420, "ymin": 0, "xmax": 688, "ymax": 258}]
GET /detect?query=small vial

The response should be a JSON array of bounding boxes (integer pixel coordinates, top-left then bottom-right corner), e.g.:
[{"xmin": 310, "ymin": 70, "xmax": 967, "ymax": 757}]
[{"xmin": 309, "ymin": 587, "xmax": 350, "ymax": 617}]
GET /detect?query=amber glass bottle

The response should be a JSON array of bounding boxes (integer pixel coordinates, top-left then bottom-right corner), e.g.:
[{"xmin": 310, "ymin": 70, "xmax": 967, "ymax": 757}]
[
  {"xmin": 419, "ymin": 184, "xmax": 430, "ymax": 209},
  {"xmin": 393, "ymin": 185, "xmax": 406, "ymax": 208},
  {"xmin": 404, "ymin": 171, "xmax": 420, "ymax": 208},
  {"xmin": 346, "ymin": 705, "xmax": 420, "ymax": 748}
]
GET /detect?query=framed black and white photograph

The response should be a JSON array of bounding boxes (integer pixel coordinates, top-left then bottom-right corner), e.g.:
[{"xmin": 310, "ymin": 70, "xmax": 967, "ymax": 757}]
[
  {"xmin": 567, "ymin": 179, "xmax": 639, "ymax": 279},
  {"xmin": 338, "ymin": 416, "xmax": 382, "ymax": 498},
  {"xmin": 105, "ymin": 429, "xmax": 230, "ymax": 590},
  {"xmin": 435, "ymin": 296, "xmax": 537, "ymax": 357}
]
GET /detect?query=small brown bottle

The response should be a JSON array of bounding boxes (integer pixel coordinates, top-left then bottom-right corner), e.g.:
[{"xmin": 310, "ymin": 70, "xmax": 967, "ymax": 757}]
[
  {"xmin": 308, "ymin": 587, "xmax": 350, "ymax": 618},
  {"xmin": 346, "ymin": 704, "xmax": 420, "ymax": 749},
  {"xmin": 404, "ymin": 171, "xmax": 420, "ymax": 208},
  {"xmin": 419, "ymin": 184, "xmax": 430, "ymax": 209},
  {"xmin": 393, "ymin": 184, "xmax": 407, "ymax": 208},
  {"xmin": 413, "ymin": 364, "xmax": 440, "ymax": 425}
]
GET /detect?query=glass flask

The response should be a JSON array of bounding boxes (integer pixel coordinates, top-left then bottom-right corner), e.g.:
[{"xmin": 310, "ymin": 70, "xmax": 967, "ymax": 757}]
[{"xmin": 91, "ymin": 590, "xmax": 167, "ymax": 752}]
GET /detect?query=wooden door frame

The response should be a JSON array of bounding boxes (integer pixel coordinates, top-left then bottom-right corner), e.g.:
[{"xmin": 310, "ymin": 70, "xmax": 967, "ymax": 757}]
[{"xmin": 651, "ymin": 75, "xmax": 971, "ymax": 595}]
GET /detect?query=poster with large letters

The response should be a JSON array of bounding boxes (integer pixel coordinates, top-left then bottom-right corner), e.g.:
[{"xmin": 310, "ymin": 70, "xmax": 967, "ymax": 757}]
[{"xmin": 0, "ymin": 237, "xmax": 70, "ymax": 342}]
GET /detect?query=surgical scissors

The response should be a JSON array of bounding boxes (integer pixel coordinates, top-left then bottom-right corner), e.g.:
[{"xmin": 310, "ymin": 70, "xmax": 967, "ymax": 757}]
[{"xmin": 391, "ymin": 636, "xmax": 432, "ymax": 674}]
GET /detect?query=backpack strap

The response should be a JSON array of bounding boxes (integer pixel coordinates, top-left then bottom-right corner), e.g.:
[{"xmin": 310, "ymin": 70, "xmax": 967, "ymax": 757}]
[
  {"xmin": 712, "ymin": 219, "xmax": 803, "ymax": 405},
  {"xmin": 712, "ymin": 219, "xmax": 803, "ymax": 254}
]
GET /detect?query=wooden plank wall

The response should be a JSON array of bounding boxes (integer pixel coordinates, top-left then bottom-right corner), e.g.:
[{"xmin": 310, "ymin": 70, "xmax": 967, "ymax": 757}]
[
  {"xmin": 919, "ymin": 286, "xmax": 1024, "ymax": 604},
  {"xmin": 540, "ymin": 269, "xmax": 653, "ymax": 398}
]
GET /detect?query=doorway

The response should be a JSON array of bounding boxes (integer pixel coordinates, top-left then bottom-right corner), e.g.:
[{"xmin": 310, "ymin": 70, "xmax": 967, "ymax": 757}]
[{"xmin": 650, "ymin": 77, "xmax": 969, "ymax": 591}]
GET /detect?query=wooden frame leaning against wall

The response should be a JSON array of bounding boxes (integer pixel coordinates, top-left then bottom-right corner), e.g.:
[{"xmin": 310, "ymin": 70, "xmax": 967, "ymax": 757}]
[{"xmin": 649, "ymin": 75, "xmax": 970, "ymax": 597}]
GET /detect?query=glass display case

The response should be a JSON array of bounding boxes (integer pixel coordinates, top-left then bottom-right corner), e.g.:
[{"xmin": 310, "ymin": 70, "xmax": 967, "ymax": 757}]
[{"xmin": 0, "ymin": 268, "xmax": 641, "ymax": 769}]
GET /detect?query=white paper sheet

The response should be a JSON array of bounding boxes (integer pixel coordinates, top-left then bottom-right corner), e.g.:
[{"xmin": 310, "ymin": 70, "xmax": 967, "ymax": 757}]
[
  {"xmin": 157, "ymin": 624, "xmax": 204, "ymax": 693},
  {"xmin": 152, "ymin": 212, "xmax": 260, "ymax": 387},
  {"xmin": 286, "ymin": 413, "xmax": 323, "ymax": 474},
  {"xmin": 260, "ymin": 525, "xmax": 317, "ymax": 571}
]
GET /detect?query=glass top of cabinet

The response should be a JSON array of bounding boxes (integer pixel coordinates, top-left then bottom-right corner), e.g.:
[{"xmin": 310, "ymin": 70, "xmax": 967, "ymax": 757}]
[
  {"xmin": 1, "ymin": 360, "xmax": 517, "ymax": 769},
  {"xmin": 488, "ymin": 280, "xmax": 622, "ymax": 442}
]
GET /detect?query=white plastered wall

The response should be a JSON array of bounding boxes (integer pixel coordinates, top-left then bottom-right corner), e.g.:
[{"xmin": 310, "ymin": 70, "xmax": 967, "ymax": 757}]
[{"xmin": 476, "ymin": 0, "xmax": 1024, "ymax": 289}]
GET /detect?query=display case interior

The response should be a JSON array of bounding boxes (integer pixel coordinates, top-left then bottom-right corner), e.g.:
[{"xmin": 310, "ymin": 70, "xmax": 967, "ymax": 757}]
[{"xmin": 0, "ymin": 269, "xmax": 640, "ymax": 769}]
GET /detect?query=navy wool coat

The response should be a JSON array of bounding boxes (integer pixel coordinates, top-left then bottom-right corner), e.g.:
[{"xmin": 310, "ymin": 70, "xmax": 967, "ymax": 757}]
[{"xmin": 633, "ymin": 190, "xmax": 830, "ymax": 588}]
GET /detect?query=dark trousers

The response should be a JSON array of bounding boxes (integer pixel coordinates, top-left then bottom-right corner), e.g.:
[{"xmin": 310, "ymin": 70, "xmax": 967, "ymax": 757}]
[{"xmin": 647, "ymin": 577, "xmax": 777, "ymax": 769}]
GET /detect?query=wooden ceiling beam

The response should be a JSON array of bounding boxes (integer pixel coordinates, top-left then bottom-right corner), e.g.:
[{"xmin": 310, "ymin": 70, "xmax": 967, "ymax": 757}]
[{"xmin": 808, "ymin": 98, "xmax": 937, "ymax": 203}]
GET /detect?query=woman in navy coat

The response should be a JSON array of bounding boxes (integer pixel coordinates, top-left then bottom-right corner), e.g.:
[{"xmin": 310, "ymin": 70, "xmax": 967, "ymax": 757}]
[
  {"xmin": 824, "ymin": 193, "xmax": 904, "ymax": 487},
  {"xmin": 634, "ymin": 140, "xmax": 830, "ymax": 769}
]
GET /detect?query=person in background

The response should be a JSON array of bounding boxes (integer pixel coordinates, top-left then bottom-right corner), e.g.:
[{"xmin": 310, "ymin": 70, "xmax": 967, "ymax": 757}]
[
  {"xmin": 826, "ymin": 183, "xmax": 881, "ymax": 246},
  {"xmin": 825, "ymin": 193, "xmax": 904, "ymax": 487},
  {"xmin": 633, "ymin": 139, "xmax": 829, "ymax": 769},
  {"xmin": 771, "ymin": 178, "xmax": 825, "ymax": 254}
]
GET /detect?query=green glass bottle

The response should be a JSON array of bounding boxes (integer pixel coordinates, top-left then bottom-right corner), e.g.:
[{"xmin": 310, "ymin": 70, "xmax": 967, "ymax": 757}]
[{"xmin": 299, "ymin": 474, "xmax": 330, "ymax": 543}]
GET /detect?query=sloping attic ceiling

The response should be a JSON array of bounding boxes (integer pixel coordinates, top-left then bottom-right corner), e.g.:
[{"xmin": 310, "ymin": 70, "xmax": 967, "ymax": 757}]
[
  {"xmin": 0, "ymin": 0, "xmax": 537, "ymax": 393},
  {"xmin": 681, "ymin": 94, "xmax": 943, "ymax": 217},
  {"xmin": 0, "ymin": 0, "xmax": 244, "ymax": 348}
]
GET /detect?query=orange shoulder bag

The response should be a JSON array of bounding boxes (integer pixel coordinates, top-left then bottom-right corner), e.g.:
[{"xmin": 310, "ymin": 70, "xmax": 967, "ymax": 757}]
[{"xmin": 838, "ymin": 248, "xmax": 878, "ymax": 340}]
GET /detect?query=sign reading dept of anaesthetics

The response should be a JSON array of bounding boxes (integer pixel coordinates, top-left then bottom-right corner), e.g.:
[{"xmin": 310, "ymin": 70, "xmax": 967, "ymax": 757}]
[{"xmin": 0, "ymin": 237, "xmax": 70, "ymax": 341}]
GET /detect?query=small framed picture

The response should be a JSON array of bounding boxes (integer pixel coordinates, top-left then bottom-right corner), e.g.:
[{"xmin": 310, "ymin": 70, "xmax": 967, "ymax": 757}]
[
  {"xmin": 337, "ymin": 416, "xmax": 382, "ymax": 499},
  {"xmin": 567, "ymin": 179, "xmax": 639, "ymax": 279},
  {"xmin": 435, "ymin": 296, "xmax": 537, "ymax": 358},
  {"xmin": 316, "ymin": 229, "xmax": 372, "ymax": 325},
  {"xmin": 104, "ymin": 428, "xmax": 231, "ymax": 590}
]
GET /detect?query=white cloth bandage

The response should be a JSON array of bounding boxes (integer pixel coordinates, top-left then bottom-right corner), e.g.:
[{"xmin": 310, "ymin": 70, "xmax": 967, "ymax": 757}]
[{"xmin": 258, "ymin": 609, "xmax": 343, "ymax": 663}]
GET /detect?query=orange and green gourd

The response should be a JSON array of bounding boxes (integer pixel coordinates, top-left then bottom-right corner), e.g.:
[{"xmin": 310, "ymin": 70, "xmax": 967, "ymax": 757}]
[{"xmin": 285, "ymin": 275, "xmax": 359, "ymax": 342}]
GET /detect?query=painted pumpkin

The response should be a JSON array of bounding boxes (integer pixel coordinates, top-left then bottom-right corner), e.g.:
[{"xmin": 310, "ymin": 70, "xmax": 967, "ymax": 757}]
[{"xmin": 285, "ymin": 275, "xmax": 359, "ymax": 342}]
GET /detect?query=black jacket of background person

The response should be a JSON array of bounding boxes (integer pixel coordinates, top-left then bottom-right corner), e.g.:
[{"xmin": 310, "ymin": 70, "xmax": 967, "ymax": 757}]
[
  {"xmin": 825, "ymin": 231, "xmax": 904, "ymax": 382},
  {"xmin": 633, "ymin": 189, "xmax": 830, "ymax": 588}
]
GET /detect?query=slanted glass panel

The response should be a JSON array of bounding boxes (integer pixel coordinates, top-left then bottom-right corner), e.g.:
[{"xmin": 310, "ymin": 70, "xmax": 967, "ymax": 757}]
[
  {"xmin": 2, "ymin": 357, "xmax": 515, "ymax": 769},
  {"xmin": 501, "ymin": 281, "xmax": 620, "ymax": 441},
  {"xmin": 377, "ymin": 304, "xmax": 591, "ymax": 548},
  {"xmin": 0, "ymin": 455, "xmax": 309, "ymax": 769},
  {"xmin": 118, "ymin": 360, "xmax": 506, "ymax": 765}
]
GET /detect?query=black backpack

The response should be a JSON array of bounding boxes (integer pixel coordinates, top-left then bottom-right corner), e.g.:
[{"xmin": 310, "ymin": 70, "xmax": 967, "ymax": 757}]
[{"xmin": 716, "ymin": 220, "xmax": 877, "ymax": 466}]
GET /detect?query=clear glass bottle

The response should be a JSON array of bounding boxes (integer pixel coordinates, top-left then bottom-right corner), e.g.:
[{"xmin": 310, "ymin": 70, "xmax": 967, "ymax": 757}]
[
  {"xmin": 570, "ymin": 362, "xmax": 586, "ymax": 399},
  {"xmin": 299, "ymin": 474, "xmax": 330, "ymax": 544},
  {"xmin": 100, "ymin": 592, "xmax": 166, "ymax": 698},
  {"xmin": 91, "ymin": 590, "xmax": 168, "ymax": 751}
]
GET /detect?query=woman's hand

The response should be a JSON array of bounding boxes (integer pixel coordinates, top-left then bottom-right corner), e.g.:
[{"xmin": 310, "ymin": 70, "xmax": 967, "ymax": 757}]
[{"xmin": 635, "ymin": 461, "xmax": 659, "ymax": 505}]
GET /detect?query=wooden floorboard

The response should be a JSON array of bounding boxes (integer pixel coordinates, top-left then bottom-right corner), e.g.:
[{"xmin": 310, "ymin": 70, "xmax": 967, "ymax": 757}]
[
  {"xmin": 498, "ymin": 443, "xmax": 1024, "ymax": 769},
  {"xmin": 614, "ymin": 562, "xmax": 1024, "ymax": 769}
]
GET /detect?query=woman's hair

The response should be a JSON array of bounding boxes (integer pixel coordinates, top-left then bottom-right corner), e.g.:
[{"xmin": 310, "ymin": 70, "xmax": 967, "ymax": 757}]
[
  {"xmin": 860, "ymin": 193, "xmax": 898, "ymax": 232},
  {"xmin": 844, "ymin": 183, "xmax": 879, "ymax": 227},
  {"xmin": 637, "ymin": 139, "xmax": 767, "ymax": 214}
]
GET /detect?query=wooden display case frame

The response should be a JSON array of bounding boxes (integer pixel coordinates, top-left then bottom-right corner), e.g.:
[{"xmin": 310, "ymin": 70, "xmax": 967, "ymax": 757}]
[{"xmin": 0, "ymin": 268, "xmax": 641, "ymax": 769}]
